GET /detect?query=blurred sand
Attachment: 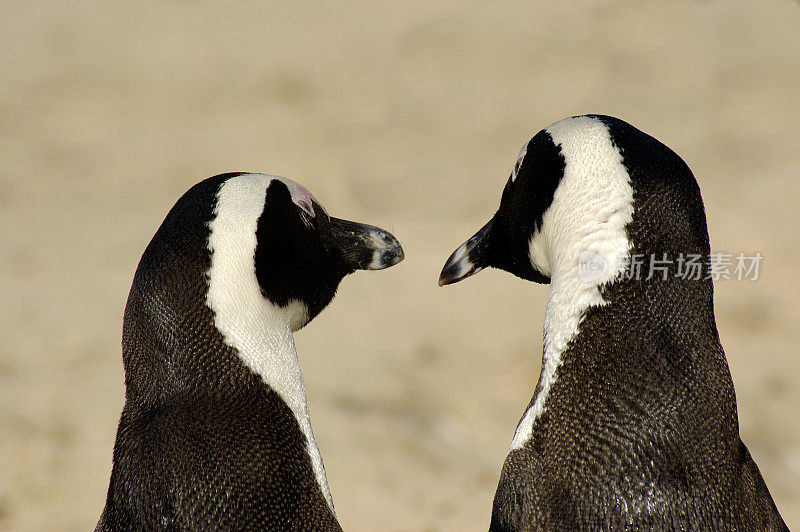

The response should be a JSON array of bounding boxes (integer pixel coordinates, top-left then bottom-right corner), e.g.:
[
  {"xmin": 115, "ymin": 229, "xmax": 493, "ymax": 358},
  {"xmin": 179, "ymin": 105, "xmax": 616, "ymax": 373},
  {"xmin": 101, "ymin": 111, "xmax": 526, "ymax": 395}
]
[{"xmin": 1, "ymin": 1, "xmax": 799, "ymax": 530}]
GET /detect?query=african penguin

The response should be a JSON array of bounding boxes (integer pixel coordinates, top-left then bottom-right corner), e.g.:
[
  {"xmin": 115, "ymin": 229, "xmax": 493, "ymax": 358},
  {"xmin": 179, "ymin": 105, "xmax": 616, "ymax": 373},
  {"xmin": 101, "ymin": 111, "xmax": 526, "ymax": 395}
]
[
  {"xmin": 97, "ymin": 172, "xmax": 403, "ymax": 531},
  {"xmin": 439, "ymin": 116, "xmax": 788, "ymax": 531}
]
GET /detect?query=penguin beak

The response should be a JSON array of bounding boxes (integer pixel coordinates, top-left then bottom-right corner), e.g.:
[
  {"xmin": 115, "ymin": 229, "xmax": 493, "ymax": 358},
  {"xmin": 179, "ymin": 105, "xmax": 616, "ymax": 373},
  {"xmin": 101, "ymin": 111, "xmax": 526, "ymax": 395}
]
[
  {"xmin": 328, "ymin": 217, "xmax": 404, "ymax": 271},
  {"xmin": 439, "ymin": 219, "xmax": 493, "ymax": 286}
]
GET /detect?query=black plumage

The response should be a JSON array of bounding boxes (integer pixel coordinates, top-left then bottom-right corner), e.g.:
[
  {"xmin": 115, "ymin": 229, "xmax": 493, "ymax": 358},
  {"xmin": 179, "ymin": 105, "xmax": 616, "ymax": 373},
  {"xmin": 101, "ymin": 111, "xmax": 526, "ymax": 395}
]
[
  {"xmin": 441, "ymin": 116, "xmax": 788, "ymax": 531},
  {"xmin": 97, "ymin": 173, "xmax": 402, "ymax": 531}
]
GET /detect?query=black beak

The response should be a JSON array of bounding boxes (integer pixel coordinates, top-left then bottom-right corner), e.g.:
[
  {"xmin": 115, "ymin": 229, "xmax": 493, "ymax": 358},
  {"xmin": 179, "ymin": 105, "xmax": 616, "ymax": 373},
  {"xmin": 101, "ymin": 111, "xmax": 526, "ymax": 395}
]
[
  {"xmin": 439, "ymin": 219, "xmax": 493, "ymax": 286},
  {"xmin": 329, "ymin": 217, "xmax": 404, "ymax": 271}
]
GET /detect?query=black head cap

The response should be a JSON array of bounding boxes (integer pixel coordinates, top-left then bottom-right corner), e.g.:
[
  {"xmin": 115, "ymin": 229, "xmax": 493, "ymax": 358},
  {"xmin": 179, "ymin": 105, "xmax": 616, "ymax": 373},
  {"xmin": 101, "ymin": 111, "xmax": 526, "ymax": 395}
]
[
  {"xmin": 440, "ymin": 128, "xmax": 565, "ymax": 286},
  {"xmin": 253, "ymin": 177, "xmax": 404, "ymax": 325}
]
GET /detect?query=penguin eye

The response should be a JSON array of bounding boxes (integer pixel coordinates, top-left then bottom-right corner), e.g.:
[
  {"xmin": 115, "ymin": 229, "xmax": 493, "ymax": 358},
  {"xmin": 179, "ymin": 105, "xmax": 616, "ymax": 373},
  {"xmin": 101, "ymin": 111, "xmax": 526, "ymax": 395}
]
[
  {"xmin": 295, "ymin": 198, "xmax": 315, "ymax": 219},
  {"xmin": 298, "ymin": 200, "xmax": 330, "ymax": 232},
  {"xmin": 298, "ymin": 208, "xmax": 315, "ymax": 229}
]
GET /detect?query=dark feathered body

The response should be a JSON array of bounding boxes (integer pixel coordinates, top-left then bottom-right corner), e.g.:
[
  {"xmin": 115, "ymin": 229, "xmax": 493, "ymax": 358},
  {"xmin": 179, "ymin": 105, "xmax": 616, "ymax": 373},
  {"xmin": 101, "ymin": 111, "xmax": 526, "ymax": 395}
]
[
  {"xmin": 98, "ymin": 173, "xmax": 403, "ymax": 530},
  {"xmin": 98, "ymin": 388, "xmax": 340, "ymax": 531},
  {"xmin": 489, "ymin": 117, "xmax": 787, "ymax": 531},
  {"xmin": 490, "ymin": 275, "xmax": 785, "ymax": 530},
  {"xmin": 97, "ymin": 175, "xmax": 341, "ymax": 531},
  {"xmin": 441, "ymin": 116, "xmax": 787, "ymax": 531}
]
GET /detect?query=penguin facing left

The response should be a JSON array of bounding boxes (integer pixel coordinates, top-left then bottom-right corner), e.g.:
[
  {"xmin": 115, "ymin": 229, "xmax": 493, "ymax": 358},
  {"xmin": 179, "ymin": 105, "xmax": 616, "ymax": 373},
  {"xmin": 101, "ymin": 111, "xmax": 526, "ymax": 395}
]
[
  {"xmin": 96, "ymin": 172, "xmax": 404, "ymax": 531},
  {"xmin": 439, "ymin": 116, "xmax": 787, "ymax": 531}
]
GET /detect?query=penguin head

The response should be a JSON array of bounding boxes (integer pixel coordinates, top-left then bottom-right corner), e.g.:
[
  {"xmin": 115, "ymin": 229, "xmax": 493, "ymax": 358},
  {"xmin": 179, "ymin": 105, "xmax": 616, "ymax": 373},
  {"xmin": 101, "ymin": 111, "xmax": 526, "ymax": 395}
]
[
  {"xmin": 439, "ymin": 127, "xmax": 566, "ymax": 286},
  {"xmin": 124, "ymin": 173, "xmax": 402, "ymax": 402},
  {"xmin": 207, "ymin": 174, "xmax": 404, "ymax": 332},
  {"xmin": 439, "ymin": 115, "xmax": 707, "ymax": 288}
]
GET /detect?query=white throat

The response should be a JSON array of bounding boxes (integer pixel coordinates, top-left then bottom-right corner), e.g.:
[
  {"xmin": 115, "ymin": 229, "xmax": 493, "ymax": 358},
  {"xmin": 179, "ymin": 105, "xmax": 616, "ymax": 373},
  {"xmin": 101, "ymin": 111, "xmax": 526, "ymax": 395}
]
[
  {"xmin": 204, "ymin": 173, "xmax": 335, "ymax": 512},
  {"xmin": 509, "ymin": 116, "xmax": 634, "ymax": 451}
]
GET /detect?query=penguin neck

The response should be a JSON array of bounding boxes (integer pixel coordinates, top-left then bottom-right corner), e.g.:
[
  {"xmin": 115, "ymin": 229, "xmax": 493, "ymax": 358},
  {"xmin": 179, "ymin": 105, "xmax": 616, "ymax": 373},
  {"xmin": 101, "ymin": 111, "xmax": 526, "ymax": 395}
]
[
  {"xmin": 206, "ymin": 275, "xmax": 336, "ymax": 513},
  {"xmin": 512, "ymin": 119, "xmax": 635, "ymax": 450},
  {"xmin": 511, "ymin": 237, "xmax": 728, "ymax": 452},
  {"xmin": 541, "ymin": 261, "xmax": 612, "ymax": 398},
  {"xmin": 204, "ymin": 174, "xmax": 335, "ymax": 513},
  {"xmin": 509, "ymin": 233, "xmax": 631, "ymax": 451},
  {"xmin": 213, "ymin": 298, "xmax": 310, "ymax": 420}
]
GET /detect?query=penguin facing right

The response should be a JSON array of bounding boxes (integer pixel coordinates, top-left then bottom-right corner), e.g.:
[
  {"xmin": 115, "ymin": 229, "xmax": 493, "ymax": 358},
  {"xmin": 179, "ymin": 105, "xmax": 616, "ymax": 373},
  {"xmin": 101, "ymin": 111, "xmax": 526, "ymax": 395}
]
[
  {"xmin": 96, "ymin": 172, "xmax": 403, "ymax": 531},
  {"xmin": 439, "ymin": 115, "xmax": 788, "ymax": 530}
]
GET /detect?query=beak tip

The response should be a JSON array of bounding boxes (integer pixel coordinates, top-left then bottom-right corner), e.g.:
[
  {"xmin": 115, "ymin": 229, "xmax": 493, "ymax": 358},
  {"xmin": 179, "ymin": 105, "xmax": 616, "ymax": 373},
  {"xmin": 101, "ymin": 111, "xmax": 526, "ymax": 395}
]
[
  {"xmin": 438, "ymin": 275, "xmax": 456, "ymax": 287},
  {"xmin": 438, "ymin": 218, "xmax": 494, "ymax": 286},
  {"xmin": 364, "ymin": 242, "xmax": 404, "ymax": 270},
  {"xmin": 331, "ymin": 217, "xmax": 404, "ymax": 272},
  {"xmin": 437, "ymin": 256, "xmax": 471, "ymax": 287}
]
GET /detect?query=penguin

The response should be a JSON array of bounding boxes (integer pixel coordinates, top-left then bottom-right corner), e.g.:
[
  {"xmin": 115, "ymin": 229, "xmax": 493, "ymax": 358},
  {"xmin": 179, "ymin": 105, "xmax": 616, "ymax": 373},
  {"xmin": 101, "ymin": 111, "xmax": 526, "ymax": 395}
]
[
  {"xmin": 439, "ymin": 116, "xmax": 788, "ymax": 531},
  {"xmin": 96, "ymin": 172, "xmax": 404, "ymax": 531}
]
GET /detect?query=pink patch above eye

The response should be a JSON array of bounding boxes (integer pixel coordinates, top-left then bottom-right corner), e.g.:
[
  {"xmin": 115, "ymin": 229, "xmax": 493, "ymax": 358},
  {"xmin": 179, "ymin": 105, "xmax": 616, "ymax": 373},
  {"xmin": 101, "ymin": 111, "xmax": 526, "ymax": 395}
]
[
  {"xmin": 512, "ymin": 144, "xmax": 528, "ymax": 181},
  {"xmin": 284, "ymin": 181, "xmax": 327, "ymax": 217}
]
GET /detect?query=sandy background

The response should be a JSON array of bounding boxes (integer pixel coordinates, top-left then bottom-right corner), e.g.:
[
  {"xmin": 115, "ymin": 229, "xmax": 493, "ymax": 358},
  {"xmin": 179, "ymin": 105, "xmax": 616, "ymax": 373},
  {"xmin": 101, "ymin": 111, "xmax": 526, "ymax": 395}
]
[{"xmin": 1, "ymin": 1, "xmax": 799, "ymax": 530}]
